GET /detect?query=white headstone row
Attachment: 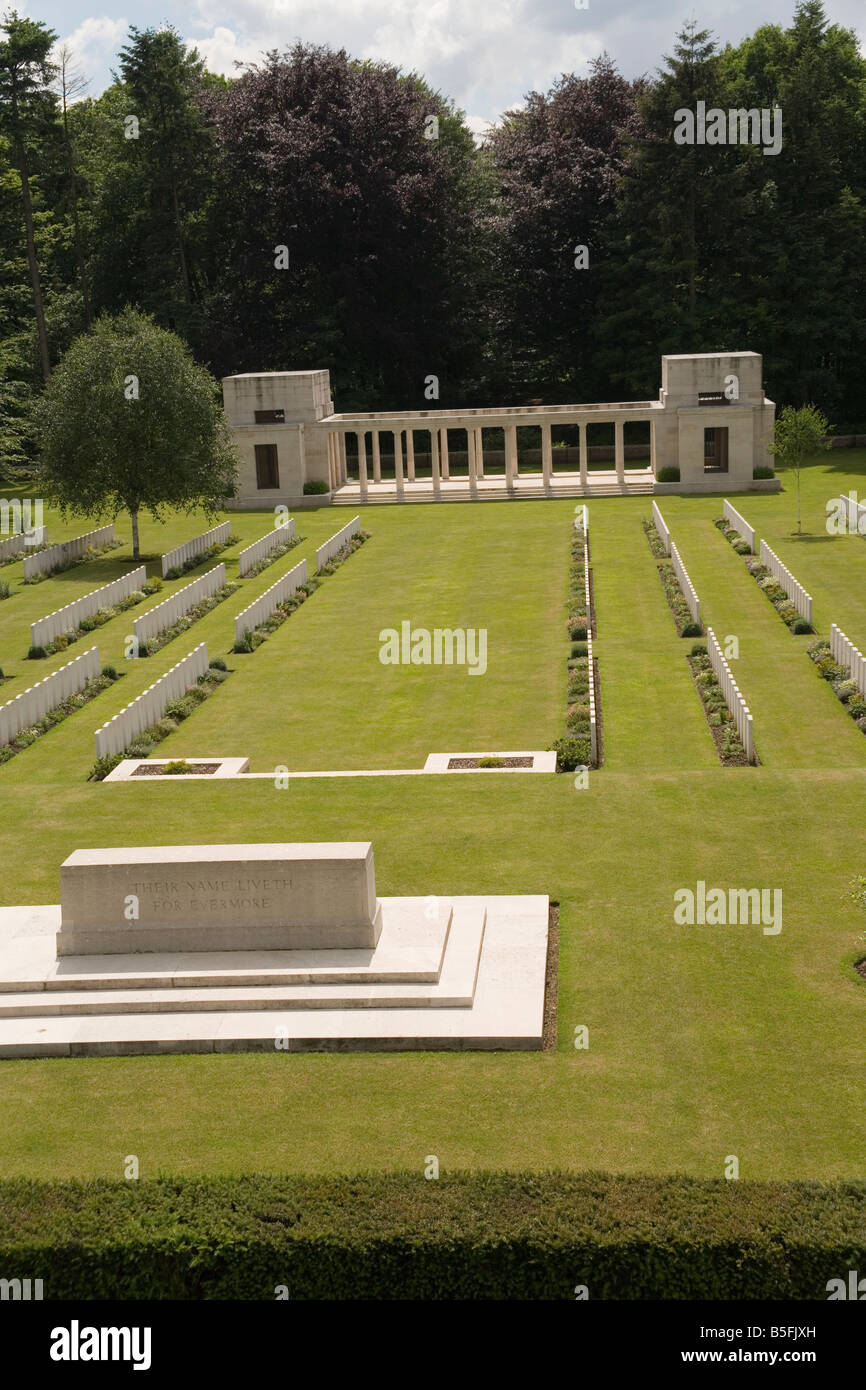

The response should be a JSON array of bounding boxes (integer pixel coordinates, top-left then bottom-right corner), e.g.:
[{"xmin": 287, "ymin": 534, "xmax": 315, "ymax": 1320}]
[
  {"xmin": 31, "ymin": 567, "xmax": 147, "ymax": 648},
  {"xmin": 0, "ymin": 647, "xmax": 100, "ymax": 747},
  {"xmin": 22, "ymin": 524, "xmax": 115, "ymax": 580},
  {"xmin": 706, "ymin": 626, "xmax": 755, "ymax": 764},
  {"xmin": 161, "ymin": 521, "xmax": 231, "ymax": 578},
  {"xmin": 651, "ymin": 500, "xmax": 671, "ymax": 556},
  {"xmin": 133, "ymin": 565, "xmax": 226, "ymax": 645},
  {"xmin": 670, "ymin": 542, "xmax": 701, "ymax": 626},
  {"xmin": 93, "ymin": 643, "xmax": 209, "ymax": 760},
  {"xmin": 316, "ymin": 516, "xmax": 361, "ymax": 572},
  {"xmin": 586, "ymin": 629, "xmax": 598, "ymax": 766},
  {"xmin": 234, "ymin": 559, "xmax": 309, "ymax": 645},
  {"xmin": 837, "ymin": 493, "xmax": 866, "ymax": 534},
  {"xmin": 758, "ymin": 541, "xmax": 812, "ymax": 624},
  {"xmin": 723, "ymin": 499, "xmax": 755, "ymax": 553},
  {"xmin": 829, "ymin": 624, "xmax": 866, "ymax": 699},
  {"xmin": 237, "ymin": 519, "xmax": 296, "ymax": 577},
  {"xmin": 0, "ymin": 526, "xmax": 46, "ymax": 562}
]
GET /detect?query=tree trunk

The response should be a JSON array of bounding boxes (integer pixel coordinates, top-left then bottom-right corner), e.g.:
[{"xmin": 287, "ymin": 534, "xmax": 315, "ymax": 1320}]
[
  {"xmin": 130, "ymin": 508, "xmax": 140, "ymax": 560},
  {"xmin": 13, "ymin": 130, "xmax": 51, "ymax": 383},
  {"xmin": 62, "ymin": 105, "xmax": 91, "ymax": 327},
  {"xmin": 170, "ymin": 174, "xmax": 192, "ymax": 305}
]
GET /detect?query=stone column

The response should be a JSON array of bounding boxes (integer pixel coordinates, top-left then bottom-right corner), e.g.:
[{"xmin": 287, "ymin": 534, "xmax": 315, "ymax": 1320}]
[
  {"xmin": 615, "ymin": 420, "xmax": 625, "ymax": 486},
  {"xmin": 505, "ymin": 424, "xmax": 518, "ymax": 487},
  {"xmin": 358, "ymin": 430, "xmax": 369, "ymax": 501},
  {"xmin": 467, "ymin": 428, "xmax": 477, "ymax": 490},
  {"xmin": 339, "ymin": 433, "xmax": 347, "ymax": 485},
  {"xmin": 430, "ymin": 428, "xmax": 441, "ymax": 498},
  {"xmin": 440, "ymin": 428, "xmax": 450, "ymax": 480},
  {"xmin": 475, "ymin": 427, "xmax": 484, "ymax": 479},
  {"xmin": 395, "ymin": 429, "xmax": 404, "ymax": 499},
  {"xmin": 372, "ymin": 430, "xmax": 381, "ymax": 483},
  {"xmin": 406, "ymin": 429, "xmax": 416, "ymax": 481},
  {"xmin": 329, "ymin": 433, "xmax": 337, "ymax": 491},
  {"xmin": 541, "ymin": 422, "xmax": 553, "ymax": 490},
  {"xmin": 578, "ymin": 421, "xmax": 588, "ymax": 488}
]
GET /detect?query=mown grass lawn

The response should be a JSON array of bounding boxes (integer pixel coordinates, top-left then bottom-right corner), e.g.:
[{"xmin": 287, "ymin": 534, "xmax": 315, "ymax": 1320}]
[{"xmin": 0, "ymin": 457, "xmax": 865, "ymax": 1180}]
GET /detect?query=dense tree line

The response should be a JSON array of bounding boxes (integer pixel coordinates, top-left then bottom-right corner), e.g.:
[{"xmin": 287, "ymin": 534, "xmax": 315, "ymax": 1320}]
[{"xmin": 0, "ymin": 0, "xmax": 864, "ymax": 478}]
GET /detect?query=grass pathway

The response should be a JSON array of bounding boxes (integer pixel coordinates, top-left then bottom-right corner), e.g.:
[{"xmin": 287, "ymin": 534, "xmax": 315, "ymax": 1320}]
[
  {"xmin": 671, "ymin": 514, "xmax": 866, "ymax": 769},
  {"xmin": 591, "ymin": 498, "xmax": 716, "ymax": 771}
]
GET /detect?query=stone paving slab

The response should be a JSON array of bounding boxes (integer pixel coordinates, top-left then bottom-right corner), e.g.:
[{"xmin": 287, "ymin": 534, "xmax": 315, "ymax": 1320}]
[{"xmin": 0, "ymin": 896, "xmax": 548, "ymax": 1054}]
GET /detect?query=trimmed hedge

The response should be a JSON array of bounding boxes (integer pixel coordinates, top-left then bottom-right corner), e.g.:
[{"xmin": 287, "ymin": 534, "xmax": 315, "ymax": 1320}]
[{"xmin": 0, "ymin": 1172, "xmax": 864, "ymax": 1299}]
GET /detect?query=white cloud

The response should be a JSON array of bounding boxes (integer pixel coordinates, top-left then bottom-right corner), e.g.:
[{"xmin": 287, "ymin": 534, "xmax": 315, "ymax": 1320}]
[{"xmin": 53, "ymin": 16, "xmax": 128, "ymax": 95}]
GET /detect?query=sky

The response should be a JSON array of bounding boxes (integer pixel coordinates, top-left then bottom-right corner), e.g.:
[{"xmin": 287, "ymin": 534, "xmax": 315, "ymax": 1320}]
[{"xmin": 15, "ymin": 0, "xmax": 866, "ymax": 138}]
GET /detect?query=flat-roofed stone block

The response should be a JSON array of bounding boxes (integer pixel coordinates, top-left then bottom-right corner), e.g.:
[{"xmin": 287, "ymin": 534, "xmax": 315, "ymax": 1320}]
[{"xmin": 56, "ymin": 843, "xmax": 382, "ymax": 955}]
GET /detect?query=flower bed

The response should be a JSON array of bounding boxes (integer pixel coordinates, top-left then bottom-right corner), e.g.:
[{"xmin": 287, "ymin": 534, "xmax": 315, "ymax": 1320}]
[
  {"xmin": 807, "ymin": 639, "xmax": 866, "ymax": 734},
  {"xmin": 687, "ymin": 643, "xmax": 749, "ymax": 765},
  {"xmin": 136, "ymin": 583, "xmax": 240, "ymax": 657},
  {"xmin": 241, "ymin": 533, "xmax": 304, "ymax": 579},
  {"xmin": 551, "ymin": 516, "xmax": 596, "ymax": 770},
  {"xmin": 22, "ymin": 539, "xmax": 123, "ymax": 584},
  {"xmin": 164, "ymin": 536, "xmax": 239, "ymax": 581},
  {"xmin": 0, "ymin": 667, "xmax": 122, "ymax": 768},
  {"xmin": 27, "ymin": 577, "xmax": 164, "ymax": 658},
  {"xmin": 643, "ymin": 520, "xmax": 702, "ymax": 637},
  {"xmin": 88, "ymin": 662, "xmax": 231, "ymax": 781},
  {"xmin": 714, "ymin": 518, "xmax": 812, "ymax": 633}
]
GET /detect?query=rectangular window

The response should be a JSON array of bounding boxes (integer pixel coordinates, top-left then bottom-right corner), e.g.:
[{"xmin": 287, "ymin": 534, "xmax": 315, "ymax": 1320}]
[
  {"xmin": 704, "ymin": 426, "xmax": 729, "ymax": 472},
  {"xmin": 255, "ymin": 444, "xmax": 280, "ymax": 489},
  {"xmin": 255, "ymin": 409, "xmax": 285, "ymax": 424}
]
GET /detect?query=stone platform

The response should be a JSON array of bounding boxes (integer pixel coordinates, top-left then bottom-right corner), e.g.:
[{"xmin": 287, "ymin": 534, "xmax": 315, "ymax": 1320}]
[{"xmin": 0, "ymin": 895, "xmax": 549, "ymax": 1055}]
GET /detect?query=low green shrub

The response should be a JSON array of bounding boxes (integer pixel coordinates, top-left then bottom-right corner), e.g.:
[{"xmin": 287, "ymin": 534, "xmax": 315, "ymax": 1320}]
[
  {"xmin": 0, "ymin": 580, "xmax": 11, "ymax": 600},
  {"xmin": 163, "ymin": 760, "xmax": 193, "ymax": 775},
  {"xmin": 26, "ymin": 644, "xmax": 46, "ymax": 659},
  {"xmin": 682, "ymin": 620, "xmax": 702, "ymax": 638},
  {"xmin": 690, "ymin": 642, "xmax": 707, "ymax": 657},
  {"xmin": 792, "ymin": 618, "xmax": 812, "ymax": 634},
  {"xmin": 303, "ymin": 480, "xmax": 330, "ymax": 495},
  {"xmin": 656, "ymin": 466, "xmax": 680, "ymax": 482},
  {"xmin": 477, "ymin": 756, "xmax": 504, "ymax": 768},
  {"xmin": 549, "ymin": 737, "xmax": 591, "ymax": 771},
  {"xmin": 209, "ymin": 658, "xmax": 227, "ymax": 671},
  {"xmin": 753, "ymin": 465, "xmax": 775, "ymax": 479},
  {"xmin": 101, "ymin": 665, "xmax": 119, "ymax": 681},
  {"xmin": 88, "ymin": 754, "xmax": 122, "ymax": 781}
]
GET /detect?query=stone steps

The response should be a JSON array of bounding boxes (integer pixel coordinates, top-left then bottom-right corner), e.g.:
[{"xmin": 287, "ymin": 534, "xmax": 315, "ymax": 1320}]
[
  {"xmin": 0, "ymin": 904, "xmax": 486, "ymax": 1016},
  {"xmin": 328, "ymin": 472, "xmax": 655, "ymax": 504}
]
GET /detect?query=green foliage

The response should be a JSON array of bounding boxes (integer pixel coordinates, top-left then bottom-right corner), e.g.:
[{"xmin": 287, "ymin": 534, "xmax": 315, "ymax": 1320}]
[
  {"xmin": 101, "ymin": 665, "xmax": 118, "ymax": 681},
  {"xmin": 753, "ymin": 466, "xmax": 775, "ymax": 480},
  {"xmin": 549, "ymin": 737, "xmax": 591, "ymax": 771},
  {"xmin": 34, "ymin": 309, "xmax": 238, "ymax": 557},
  {"xmin": 162, "ymin": 759, "xmax": 193, "ymax": 775},
  {"xmin": 656, "ymin": 466, "xmax": 680, "ymax": 482},
  {"xmin": 1, "ymin": 1173, "xmax": 864, "ymax": 1299},
  {"xmin": 302, "ymin": 480, "xmax": 329, "ymax": 495},
  {"xmin": 477, "ymin": 756, "xmax": 504, "ymax": 768}
]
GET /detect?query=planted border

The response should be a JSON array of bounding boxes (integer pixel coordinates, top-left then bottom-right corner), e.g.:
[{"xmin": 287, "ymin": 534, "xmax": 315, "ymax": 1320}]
[
  {"xmin": 240, "ymin": 531, "xmax": 304, "ymax": 579},
  {"xmin": 233, "ymin": 531, "xmax": 370, "ymax": 654},
  {"xmin": 88, "ymin": 662, "xmax": 231, "ymax": 781},
  {"xmin": 552, "ymin": 510, "xmax": 599, "ymax": 770},
  {"xmin": 163, "ymin": 535, "xmax": 239, "ymax": 581},
  {"xmin": 643, "ymin": 519, "xmax": 703, "ymax": 637},
  {"xmin": 715, "ymin": 518, "xmax": 813, "ymax": 634},
  {"xmin": 687, "ymin": 642, "xmax": 749, "ymax": 765},
  {"xmin": 135, "ymin": 583, "xmax": 240, "ymax": 657},
  {"xmin": 21, "ymin": 538, "xmax": 122, "ymax": 585},
  {"xmin": 807, "ymin": 637, "xmax": 866, "ymax": 736},
  {"xmin": 0, "ymin": 667, "xmax": 121, "ymax": 767},
  {"xmin": 28, "ymin": 577, "xmax": 163, "ymax": 658}
]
